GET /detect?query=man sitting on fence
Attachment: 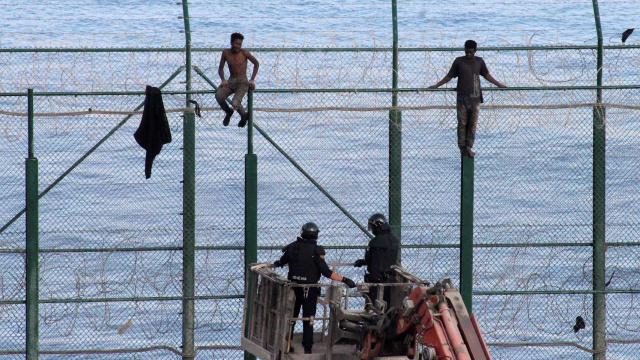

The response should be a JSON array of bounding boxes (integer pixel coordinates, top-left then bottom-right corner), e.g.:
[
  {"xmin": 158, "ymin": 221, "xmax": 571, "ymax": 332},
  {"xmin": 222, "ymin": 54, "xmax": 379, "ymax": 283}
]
[
  {"xmin": 216, "ymin": 32, "xmax": 260, "ymax": 127},
  {"xmin": 429, "ymin": 39, "xmax": 507, "ymax": 157}
]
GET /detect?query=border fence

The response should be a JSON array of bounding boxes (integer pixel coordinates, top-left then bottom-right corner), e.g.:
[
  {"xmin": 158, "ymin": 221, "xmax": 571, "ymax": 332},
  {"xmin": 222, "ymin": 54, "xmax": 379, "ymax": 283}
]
[{"xmin": 1, "ymin": 1, "xmax": 639, "ymax": 359}]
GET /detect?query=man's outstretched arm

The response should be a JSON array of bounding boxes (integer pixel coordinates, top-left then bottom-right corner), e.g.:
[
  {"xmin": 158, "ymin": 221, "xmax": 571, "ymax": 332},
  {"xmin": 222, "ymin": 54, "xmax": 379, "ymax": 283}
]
[
  {"xmin": 429, "ymin": 75, "xmax": 453, "ymax": 89},
  {"xmin": 218, "ymin": 52, "xmax": 228, "ymax": 86},
  {"xmin": 483, "ymin": 73, "xmax": 507, "ymax": 88},
  {"xmin": 245, "ymin": 51, "xmax": 260, "ymax": 89}
]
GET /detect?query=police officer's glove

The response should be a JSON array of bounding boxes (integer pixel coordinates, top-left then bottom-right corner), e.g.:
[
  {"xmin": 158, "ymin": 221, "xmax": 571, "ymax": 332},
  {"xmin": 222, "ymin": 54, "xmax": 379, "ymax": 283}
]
[
  {"xmin": 353, "ymin": 259, "xmax": 366, "ymax": 268},
  {"xmin": 342, "ymin": 277, "xmax": 356, "ymax": 288},
  {"xmin": 273, "ymin": 260, "xmax": 282, "ymax": 268}
]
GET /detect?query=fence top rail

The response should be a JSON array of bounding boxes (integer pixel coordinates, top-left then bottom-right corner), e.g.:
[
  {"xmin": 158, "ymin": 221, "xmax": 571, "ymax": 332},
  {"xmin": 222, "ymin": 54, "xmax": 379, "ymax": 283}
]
[
  {"xmin": 254, "ymin": 85, "xmax": 640, "ymax": 93},
  {"xmin": 2, "ymin": 85, "xmax": 638, "ymax": 97},
  {"xmin": 0, "ymin": 92, "xmax": 28, "ymax": 97},
  {"xmin": 1, "ymin": 44, "xmax": 640, "ymax": 53}
]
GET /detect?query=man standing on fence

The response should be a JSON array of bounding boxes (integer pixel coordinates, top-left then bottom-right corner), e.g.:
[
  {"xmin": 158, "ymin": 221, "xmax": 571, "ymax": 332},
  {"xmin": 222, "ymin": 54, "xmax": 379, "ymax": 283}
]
[
  {"xmin": 216, "ymin": 32, "xmax": 260, "ymax": 127},
  {"xmin": 273, "ymin": 222, "xmax": 356, "ymax": 354},
  {"xmin": 429, "ymin": 40, "xmax": 507, "ymax": 157}
]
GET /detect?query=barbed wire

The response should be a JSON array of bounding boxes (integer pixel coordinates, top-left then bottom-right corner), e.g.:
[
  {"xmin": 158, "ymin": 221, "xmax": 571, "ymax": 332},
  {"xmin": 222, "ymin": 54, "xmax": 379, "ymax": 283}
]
[
  {"xmin": 2, "ymin": 102, "xmax": 640, "ymax": 118},
  {"xmin": 1, "ymin": 44, "xmax": 640, "ymax": 359},
  {"xmin": 0, "ymin": 246, "xmax": 637, "ymax": 356},
  {"xmin": 2, "ymin": 44, "xmax": 639, "ymax": 93}
]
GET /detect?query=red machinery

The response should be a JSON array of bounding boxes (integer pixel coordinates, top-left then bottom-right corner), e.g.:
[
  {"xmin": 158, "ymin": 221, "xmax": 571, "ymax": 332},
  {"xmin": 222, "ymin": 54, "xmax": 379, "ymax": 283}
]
[
  {"xmin": 242, "ymin": 264, "xmax": 491, "ymax": 359},
  {"xmin": 336, "ymin": 278, "xmax": 492, "ymax": 360}
]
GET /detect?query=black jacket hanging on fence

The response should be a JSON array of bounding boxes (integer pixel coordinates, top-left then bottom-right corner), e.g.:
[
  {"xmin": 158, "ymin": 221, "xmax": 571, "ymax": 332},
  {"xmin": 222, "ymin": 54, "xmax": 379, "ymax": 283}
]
[{"xmin": 134, "ymin": 85, "xmax": 172, "ymax": 179}]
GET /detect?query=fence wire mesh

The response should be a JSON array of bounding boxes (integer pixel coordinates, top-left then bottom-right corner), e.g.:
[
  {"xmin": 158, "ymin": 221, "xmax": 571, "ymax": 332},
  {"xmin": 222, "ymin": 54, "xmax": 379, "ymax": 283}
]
[
  {"xmin": 0, "ymin": 46, "xmax": 639, "ymax": 360},
  {"xmin": 1, "ymin": 46, "xmax": 639, "ymax": 92}
]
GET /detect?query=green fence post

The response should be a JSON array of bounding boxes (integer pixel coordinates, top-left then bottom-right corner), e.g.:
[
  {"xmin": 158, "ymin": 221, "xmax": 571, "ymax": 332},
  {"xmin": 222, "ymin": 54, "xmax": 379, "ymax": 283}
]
[
  {"xmin": 460, "ymin": 155, "xmax": 474, "ymax": 312},
  {"xmin": 180, "ymin": 1, "xmax": 196, "ymax": 359},
  {"xmin": 182, "ymin": 109, "xmax": 196, "ymax": 360},
  {"xmin": 182, "ymin": 0, "xmax": 193, "ymax": 104},
  {"xmin": 244, "ymin": 91, "xmax": 257, "ymax": 360},
  {"xmin": 593, "ymin": 105, "xmax": 606, "ymax": 360},
  {"xmin": 389, "ymin": 0, "xmax": 402, "ymax": 263},
  {"xmin": 25, "ymin": 88, "xmax": 39, "ymax": 360},
  {"xmin": 591, "ymin": 1, "xmax": 606, "ymax": 359}
]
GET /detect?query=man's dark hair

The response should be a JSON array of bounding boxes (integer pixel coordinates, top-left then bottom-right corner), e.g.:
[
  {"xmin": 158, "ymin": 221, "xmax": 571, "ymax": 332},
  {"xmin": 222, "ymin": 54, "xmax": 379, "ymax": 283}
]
[
  {"xmin": 464, "ymin": 40, "xmax": 477, "ymax": 49},
  {"xmin": 231, "ymin": 32, "xmax": 244, "ymax": 43}
]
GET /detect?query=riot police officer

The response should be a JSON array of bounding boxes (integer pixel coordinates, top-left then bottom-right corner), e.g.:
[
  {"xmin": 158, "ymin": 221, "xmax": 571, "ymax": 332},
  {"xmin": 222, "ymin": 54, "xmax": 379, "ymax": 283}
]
[
  {"xmin": 273, "ymin": 222, "xmax": 356, "ymax": 354},
  {"xmin": 353, "ymin": 213, "xmax": 400, "ymax": 308}
]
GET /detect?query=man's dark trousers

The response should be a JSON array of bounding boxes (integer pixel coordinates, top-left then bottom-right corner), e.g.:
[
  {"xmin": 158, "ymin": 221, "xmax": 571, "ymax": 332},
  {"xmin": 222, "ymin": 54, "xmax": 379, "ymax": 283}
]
[{"xmin": 291, "ymin": 286, "xmax": 320, "ymax": 352}]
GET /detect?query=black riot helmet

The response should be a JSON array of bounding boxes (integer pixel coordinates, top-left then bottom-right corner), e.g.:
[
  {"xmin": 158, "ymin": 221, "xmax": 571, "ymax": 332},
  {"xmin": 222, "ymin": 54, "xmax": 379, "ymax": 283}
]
[
  {"xmin": 300, "ymin": 222, "xmax": 320, "ymax": 240},
  {"xmin": 367, "ymin": 213, "xmax": 388, "ymax": 234}
]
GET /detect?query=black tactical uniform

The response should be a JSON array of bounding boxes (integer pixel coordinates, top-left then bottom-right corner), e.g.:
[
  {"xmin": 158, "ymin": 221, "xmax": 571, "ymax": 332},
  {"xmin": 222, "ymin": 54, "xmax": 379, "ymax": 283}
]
[
  {"xmin": 355, "ymin": 213, "xmax": 400, "ymax": 308},
  {"xmin": 274, "ymin": 222, "xmax": 347, "ymax": 354}
]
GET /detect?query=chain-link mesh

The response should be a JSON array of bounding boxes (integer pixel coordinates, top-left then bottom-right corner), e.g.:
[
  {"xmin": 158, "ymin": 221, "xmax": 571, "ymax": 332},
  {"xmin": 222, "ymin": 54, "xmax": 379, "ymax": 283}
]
[
  {"xmin": 1, "ymin": 46, "xmax": 640, "ymax": 359},
  {"xmin": 34, "ymin": 93, "xmax": 184, "ymax": 355},
  {"xmin": 2, "ymin": 46, "xmax": 639, "ymax": 93},
  {"xmin": 0, "ymin": 51, "xmax": 186, "ymax": 93},
  {"xmin": 0, "ymin": 94, "xmax": 28, "ymax": 357},
  {"xmin": 246, "ymin": 86, "xmax": 638, "ymax": 359}
]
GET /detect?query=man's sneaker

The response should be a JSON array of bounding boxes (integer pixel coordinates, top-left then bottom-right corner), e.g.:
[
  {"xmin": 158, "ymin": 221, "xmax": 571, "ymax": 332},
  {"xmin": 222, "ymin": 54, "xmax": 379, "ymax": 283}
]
[
  {"xmin": 222, "ymin": 111, "xmax": 233, "ymax": 126},
  {"xmin": 238, "ymin": 112, "xmax": 249, "ymax": 128},
  {"xmin": 304, "ymin": 348, "xmax": 312, "ymax": 354},
  {"xmin": 465, "ymin": 147, "xmax": 476, "ymax": 157}
]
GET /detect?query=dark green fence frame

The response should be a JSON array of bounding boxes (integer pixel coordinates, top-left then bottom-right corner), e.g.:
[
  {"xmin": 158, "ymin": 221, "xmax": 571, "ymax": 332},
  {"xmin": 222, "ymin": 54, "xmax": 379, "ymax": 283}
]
[{"xmin": 3, "ymin": 0, "xmax": 638, "ymax": 359}]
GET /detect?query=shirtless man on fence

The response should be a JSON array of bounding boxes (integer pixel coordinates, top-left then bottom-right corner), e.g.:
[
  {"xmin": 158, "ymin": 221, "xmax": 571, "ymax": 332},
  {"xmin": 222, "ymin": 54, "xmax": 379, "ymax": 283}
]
[
  {"xmin": 430, "ymin": 40, "xmax": 506, "ymax": 157},
  {"xmin": 216, "ymin": 32, "xmax": 260, "ymax": 128}
]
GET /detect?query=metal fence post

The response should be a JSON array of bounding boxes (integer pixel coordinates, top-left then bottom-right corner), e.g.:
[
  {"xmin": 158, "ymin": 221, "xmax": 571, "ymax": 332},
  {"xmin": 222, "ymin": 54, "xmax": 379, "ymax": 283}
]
[
  {"xmin": 180, "ymin": 1, "xmax": 196, "ymax": 359},
  {"xmin": 182, "ymin": 108, "xmax": 196, "ymax": 360},
  {"xmin": 389, "ymin": 0, "xmax": 402, "ymax": 262},
  {"xmin": 182, "ymin": 0, "xmax": 192, "ymax": 105},
  {"xmin": 25, "ymin": 88, "xmax": 39, "ymax": 360},
  {"xmin": 591, "ymin": 1, "xmax": 606, "ymax": 359},
  {"xmin": 593, "ymin": 105, "xmax": 606, "ymax": 360},
  {"xmin": 460, "ymin": 155, "xmax": 474, "ymax": 312},
  {"xmin": 244, "ymin": 91, "xmax": 258, "ymax": 360}
]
